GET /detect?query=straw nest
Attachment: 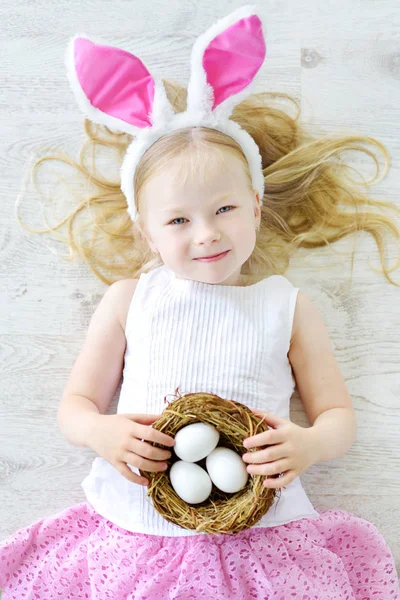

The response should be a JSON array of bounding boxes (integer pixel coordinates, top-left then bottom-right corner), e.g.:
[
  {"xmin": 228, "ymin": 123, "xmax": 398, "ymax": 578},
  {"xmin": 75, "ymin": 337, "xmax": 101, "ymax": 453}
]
[{"xmin": 139, "ymin": 390, "xmax": 282, "ymax": 535}]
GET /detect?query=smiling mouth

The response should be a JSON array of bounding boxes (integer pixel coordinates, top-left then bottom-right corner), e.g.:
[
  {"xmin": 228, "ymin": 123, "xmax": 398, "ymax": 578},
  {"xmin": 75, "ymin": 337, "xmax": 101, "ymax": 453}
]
[{"xmin": 195, "ymin": 251, "xmax": 229, "ymax": 259}]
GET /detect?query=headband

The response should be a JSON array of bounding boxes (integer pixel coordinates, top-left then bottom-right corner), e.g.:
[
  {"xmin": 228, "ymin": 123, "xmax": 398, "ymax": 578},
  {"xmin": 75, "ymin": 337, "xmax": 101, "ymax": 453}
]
[{"xmin": 65, "ymin": 4, "xmax": 267, "ymax": 223}]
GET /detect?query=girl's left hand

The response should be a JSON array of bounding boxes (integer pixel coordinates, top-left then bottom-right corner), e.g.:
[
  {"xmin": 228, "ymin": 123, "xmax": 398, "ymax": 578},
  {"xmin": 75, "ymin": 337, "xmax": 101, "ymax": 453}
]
[{"xmin": 242, "ymin": 408, "xmax": 316, "ymax": 489}]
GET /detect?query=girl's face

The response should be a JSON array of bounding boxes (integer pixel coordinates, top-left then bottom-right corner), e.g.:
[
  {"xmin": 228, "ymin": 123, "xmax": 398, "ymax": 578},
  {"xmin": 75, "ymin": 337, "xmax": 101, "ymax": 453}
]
[{"xmin": 138, "ymin": 151, "xmax": 261, "ymax": 286}]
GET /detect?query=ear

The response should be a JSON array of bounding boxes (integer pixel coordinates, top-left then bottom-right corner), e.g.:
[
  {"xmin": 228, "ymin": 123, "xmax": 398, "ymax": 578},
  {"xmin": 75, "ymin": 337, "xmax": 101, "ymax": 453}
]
[
  {"xmin": 254, "ymin": 192, "xmax": 261, "ymax": 225},
  {"xmin": 186, "ymin": 5, "xmax": 266, "ymax": 117},
  {"xmin": 65, "ymin": 35, "xmax": 174, "ymax": 135}
]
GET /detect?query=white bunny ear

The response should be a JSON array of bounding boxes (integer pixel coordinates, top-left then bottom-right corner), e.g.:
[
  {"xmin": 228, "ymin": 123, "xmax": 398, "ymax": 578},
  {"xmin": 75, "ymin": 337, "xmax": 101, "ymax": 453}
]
[
  {"xmin": 186, "ymin": 5, "xmax": 266, "ymax": 120},
  {"xmin": 65, "ymin": 35, "xmax": 174, "ymax": 135}
]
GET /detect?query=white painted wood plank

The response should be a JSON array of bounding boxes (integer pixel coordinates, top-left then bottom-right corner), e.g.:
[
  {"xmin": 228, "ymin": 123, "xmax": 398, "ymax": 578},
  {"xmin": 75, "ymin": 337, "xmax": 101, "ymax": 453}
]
[{"xmin": 1, "ymin": 0, "xmax": 399, "ymax": 577}]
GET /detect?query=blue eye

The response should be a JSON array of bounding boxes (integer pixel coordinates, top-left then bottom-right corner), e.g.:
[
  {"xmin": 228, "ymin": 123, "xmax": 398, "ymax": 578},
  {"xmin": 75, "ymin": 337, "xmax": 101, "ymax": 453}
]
[
  {"xmin": 170, "ymin": 217, "xmax": 186, "ymax": 226},
  {"xmin": 168, "ymin": 206, "xmax": 233, "ymax": 226}
]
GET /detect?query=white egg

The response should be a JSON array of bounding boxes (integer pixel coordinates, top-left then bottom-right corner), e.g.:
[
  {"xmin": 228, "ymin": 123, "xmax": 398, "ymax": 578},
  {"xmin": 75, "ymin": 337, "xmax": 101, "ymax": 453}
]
[
  {"xmin": 173, "ymin": 422, "xmax": 220, "ymax": 462},
  {"xmin": 169, "ymin": 461, "xmax": 212, "ymax": 504},
  {"xmin": 206, "ymin": 447, "xmax": 249, "ymax": 493}
]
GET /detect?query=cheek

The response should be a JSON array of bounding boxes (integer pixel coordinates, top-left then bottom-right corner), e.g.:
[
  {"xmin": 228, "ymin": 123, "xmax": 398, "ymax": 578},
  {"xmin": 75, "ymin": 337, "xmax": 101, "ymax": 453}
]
[
  {"xmin": 161, "ymin": 230, "xmax": 186, "ymax": 253},
  {"xmin": 229, "ymin": 218, "xmax": 252, "ymax": 240}
]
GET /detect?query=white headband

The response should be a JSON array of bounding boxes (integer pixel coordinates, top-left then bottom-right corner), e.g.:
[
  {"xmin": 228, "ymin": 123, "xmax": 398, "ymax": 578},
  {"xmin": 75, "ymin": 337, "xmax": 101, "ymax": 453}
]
[{"xmin": 65, "ymin": 4, "xmax": 267, "ymax": 223}]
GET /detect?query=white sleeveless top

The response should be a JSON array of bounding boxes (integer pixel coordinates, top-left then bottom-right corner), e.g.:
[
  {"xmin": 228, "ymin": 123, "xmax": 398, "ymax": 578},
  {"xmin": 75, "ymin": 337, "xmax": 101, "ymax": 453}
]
[{"xmin": 81, "ymin": 264, "xmax": 319, "ymax": 536}]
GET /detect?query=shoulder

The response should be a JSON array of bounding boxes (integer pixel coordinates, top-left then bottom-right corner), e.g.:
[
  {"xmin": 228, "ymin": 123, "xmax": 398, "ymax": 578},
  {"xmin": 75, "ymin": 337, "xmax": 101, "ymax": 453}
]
[
  {"xmin": 290, "ymin": 289, "xmax": 326, "ymax": 347},
  {"xmin": 108, "ymin": 278, "xmax": 140, "ymax": 333}
]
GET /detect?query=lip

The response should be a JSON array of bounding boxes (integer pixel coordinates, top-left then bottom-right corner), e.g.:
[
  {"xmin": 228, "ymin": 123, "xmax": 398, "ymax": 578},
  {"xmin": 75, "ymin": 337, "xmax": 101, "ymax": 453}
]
[{"xmin": 194, "ymin": 250, "xmax": 230, "ymax": 262}]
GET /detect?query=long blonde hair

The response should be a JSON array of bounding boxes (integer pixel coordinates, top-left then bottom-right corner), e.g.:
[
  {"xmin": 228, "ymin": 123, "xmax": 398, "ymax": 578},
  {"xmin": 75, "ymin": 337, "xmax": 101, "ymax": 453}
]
[{"xmin": 16, "ymin": 79, "xmax": 400, "ymax": 286}]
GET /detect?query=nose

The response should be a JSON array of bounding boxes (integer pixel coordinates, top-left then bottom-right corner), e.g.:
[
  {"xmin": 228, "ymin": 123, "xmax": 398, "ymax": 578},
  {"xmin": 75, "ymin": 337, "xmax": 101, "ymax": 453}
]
[{"xmin": 194, "ymin": 221, "xmax": 221, "ymax": 245}]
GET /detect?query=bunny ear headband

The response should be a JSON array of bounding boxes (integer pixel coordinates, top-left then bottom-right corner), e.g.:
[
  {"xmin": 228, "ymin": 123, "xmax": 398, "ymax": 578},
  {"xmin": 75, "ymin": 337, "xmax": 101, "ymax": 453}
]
[{"xmin": 65, "ymin": 4, "xmax": 267, "ymax": 224}]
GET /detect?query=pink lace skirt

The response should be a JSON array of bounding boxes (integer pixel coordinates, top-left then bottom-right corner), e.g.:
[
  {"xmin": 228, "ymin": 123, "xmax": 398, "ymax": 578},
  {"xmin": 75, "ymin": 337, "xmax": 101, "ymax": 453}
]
[{"xmin": 0, "ymin": 501, "xmax": 399, "ymax": 600}]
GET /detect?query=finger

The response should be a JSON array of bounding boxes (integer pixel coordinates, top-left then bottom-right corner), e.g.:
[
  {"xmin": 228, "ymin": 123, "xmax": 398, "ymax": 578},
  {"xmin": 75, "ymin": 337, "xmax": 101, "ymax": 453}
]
[
  {"xmin": 123, "ymin": 413, "xmax": 161, "ymax": 423},
  {"xmin": 128, "ymin": 420, "xmax": 176, "ymax": 447},
  {"xmin": 243, "ymin": 427, "xmax": 285, "ymax": 449},
  {"xmin": 117, "ymin": 462, "xmax": 149, "ymax": 486},
  {"xmin": 249, "ymin": 409, "xmax": 288, "ymax": 428},
  {"xmin": 130, "ymin": 437, "xmax": 173, "ymax": 461},
  {"xmin": 263, "ymin": 470, "xmax": 295, "ymax": 489},
  {"xmin": 242, "ymin": 444, "xmax": 289, "ymax": 464},
  {"xmin": 124, "ymin": 451, "xmax": 170, "ymax": 473},
  {"xmin": 246, "ymin": 458, "xmax": 290, "ymax": 477}
]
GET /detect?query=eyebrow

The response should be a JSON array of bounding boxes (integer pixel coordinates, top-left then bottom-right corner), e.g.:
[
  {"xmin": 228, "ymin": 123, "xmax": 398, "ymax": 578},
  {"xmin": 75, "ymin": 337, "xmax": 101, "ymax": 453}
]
[{"xmin": 160, "ymin": 193, "xmax": 231, "ymax": 214}]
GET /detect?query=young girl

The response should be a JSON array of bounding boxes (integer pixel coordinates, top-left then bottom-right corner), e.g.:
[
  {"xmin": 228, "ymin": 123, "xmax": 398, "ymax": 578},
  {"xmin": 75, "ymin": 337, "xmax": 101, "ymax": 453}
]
[{"xmin": 1, "ymin": 5, "xmax": 400, "ymax": 599}]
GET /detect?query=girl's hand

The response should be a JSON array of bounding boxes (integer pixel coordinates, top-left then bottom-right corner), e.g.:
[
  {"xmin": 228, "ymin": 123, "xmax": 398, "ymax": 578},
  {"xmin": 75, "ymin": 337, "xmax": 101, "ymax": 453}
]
[
  {"xmin": 87, "ymin": 413, "xmax": 176, "ymax": 486},
  {"xmin": 242, "ymin": 409, "xmax": 316, "ymax": 489}
]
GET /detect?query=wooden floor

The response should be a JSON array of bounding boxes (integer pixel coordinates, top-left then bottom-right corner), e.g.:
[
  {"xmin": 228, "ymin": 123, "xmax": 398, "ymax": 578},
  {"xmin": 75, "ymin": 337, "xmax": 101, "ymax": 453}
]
[{"xmin": 1, "ymin": 0, "xmax": 399, "ymax": 578}]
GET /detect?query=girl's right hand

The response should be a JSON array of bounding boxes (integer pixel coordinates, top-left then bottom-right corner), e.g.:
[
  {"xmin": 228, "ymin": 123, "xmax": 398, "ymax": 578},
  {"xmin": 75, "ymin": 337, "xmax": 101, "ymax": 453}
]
[{"xmin": 87, "ymin": 413, "xmax": 176, "ymax": 486}]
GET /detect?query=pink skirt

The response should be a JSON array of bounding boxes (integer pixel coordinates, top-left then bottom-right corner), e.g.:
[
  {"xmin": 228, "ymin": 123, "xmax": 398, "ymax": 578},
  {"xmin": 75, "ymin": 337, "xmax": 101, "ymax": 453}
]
[{"xmin": 0, "ymin": 501, "xmax": 398, "ymax": 600}]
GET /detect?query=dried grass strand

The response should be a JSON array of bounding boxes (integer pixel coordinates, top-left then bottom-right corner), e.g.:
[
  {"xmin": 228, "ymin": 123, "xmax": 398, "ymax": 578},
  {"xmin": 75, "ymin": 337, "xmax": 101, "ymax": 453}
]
[{"xmin": 139, "ymin": 392, "xmax": 282, "ymax": 535}]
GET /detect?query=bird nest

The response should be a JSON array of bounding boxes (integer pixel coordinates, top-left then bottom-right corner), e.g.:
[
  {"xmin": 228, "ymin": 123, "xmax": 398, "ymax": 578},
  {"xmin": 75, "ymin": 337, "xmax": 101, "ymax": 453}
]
[{"xmin": 139, "ymin": 391, "xmax": 281, "ymax": 535}]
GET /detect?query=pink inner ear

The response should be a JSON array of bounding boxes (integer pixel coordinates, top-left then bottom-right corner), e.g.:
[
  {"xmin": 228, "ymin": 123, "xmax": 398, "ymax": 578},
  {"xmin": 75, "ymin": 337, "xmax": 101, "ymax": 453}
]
[
  {"xmin": 74, "ymin": 38, "xmax": 155, "ymax": 128},
  {"xmin": 203, "ymin": 14, "xmax": 266, "ymax": 110}
]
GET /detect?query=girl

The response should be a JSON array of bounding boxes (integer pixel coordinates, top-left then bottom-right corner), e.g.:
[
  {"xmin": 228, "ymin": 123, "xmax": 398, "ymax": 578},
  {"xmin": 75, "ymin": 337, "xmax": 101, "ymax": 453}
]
[{"xmin": 1, "ymin": 5, "xmax": 400, "ymax": 599}]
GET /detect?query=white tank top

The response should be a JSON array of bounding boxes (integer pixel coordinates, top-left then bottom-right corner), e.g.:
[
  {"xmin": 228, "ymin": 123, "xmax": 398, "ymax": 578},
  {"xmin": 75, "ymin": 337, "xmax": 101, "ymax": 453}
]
[{"xmin": 81, "ymin": 264, "xmax": 319, "ymax": 536}]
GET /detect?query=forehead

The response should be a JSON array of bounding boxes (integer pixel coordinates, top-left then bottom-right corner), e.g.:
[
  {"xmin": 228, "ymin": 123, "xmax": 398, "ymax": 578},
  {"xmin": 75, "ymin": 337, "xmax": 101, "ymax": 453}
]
[{"xmin": 142, "ymin": 147, "xmax": 252, "ymax": 204}]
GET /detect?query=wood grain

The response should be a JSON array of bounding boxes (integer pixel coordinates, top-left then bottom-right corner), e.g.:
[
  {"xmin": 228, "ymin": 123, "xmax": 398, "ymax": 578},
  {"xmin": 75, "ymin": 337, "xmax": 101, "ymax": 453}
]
[{"xmin": 1, "ymin": 0, "xmax": 399, "ymax": 578}]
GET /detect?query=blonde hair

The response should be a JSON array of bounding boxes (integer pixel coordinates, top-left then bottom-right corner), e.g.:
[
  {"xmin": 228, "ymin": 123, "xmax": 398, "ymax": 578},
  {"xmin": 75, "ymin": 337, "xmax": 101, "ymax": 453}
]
[{"xmin": 16, "ymin": 79, "xmax": 400, "ymax": 286}]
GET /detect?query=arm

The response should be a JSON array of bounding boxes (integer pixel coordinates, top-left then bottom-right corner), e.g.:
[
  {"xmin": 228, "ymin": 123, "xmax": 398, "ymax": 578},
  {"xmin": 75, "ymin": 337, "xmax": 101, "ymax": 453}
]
[
  {"xmin": 57, "ymin": 279, "xmax": 137, "ymax": 448},
  {"xmin": 58, "ymin": 394, "xmax": 103, "ymax": 448},
  {"xmin": 288, "ymin": 291, "xmax": 357, "ymax": 463},
  {"xmin": 307, "ymin": 407, "xmax": 357, "ymax": 462}
]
